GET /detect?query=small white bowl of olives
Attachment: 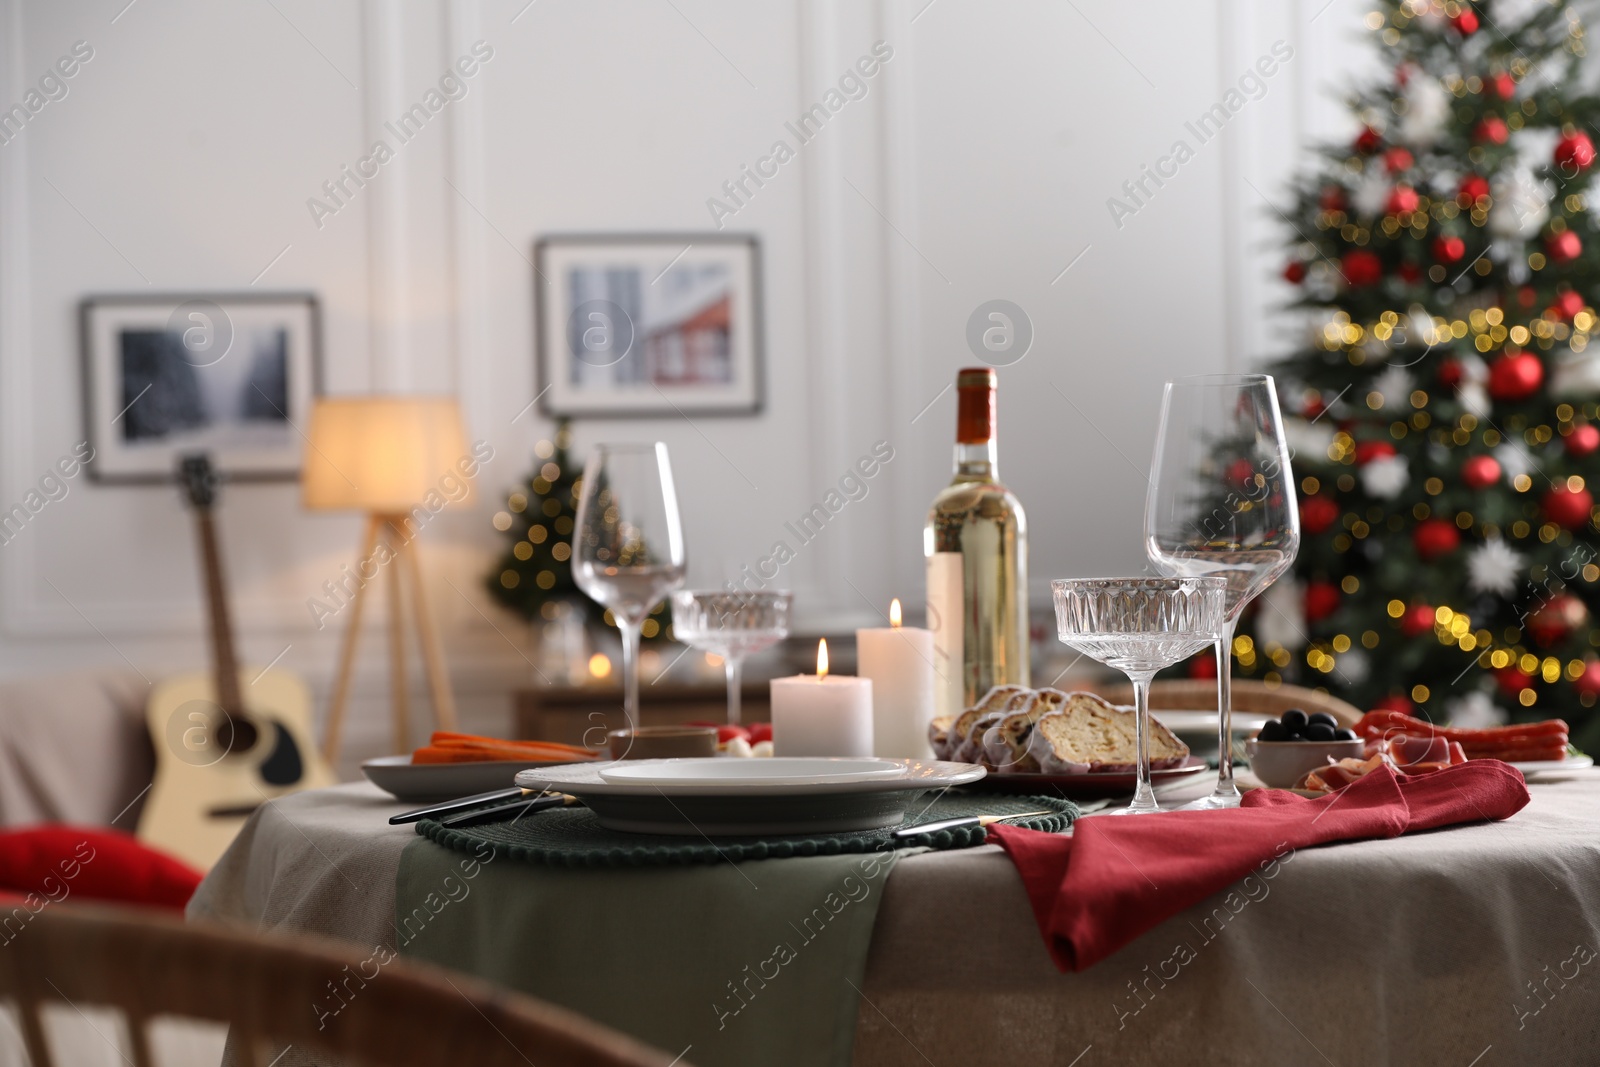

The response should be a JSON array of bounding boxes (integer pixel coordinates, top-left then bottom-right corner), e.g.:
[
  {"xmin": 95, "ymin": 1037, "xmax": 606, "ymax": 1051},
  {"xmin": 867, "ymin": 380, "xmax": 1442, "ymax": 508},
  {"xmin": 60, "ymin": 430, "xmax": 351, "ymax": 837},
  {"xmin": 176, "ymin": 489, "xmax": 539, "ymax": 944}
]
[{"xmin": 1245, "ymin": 709, "xmax": 1365, "ymax": 788}]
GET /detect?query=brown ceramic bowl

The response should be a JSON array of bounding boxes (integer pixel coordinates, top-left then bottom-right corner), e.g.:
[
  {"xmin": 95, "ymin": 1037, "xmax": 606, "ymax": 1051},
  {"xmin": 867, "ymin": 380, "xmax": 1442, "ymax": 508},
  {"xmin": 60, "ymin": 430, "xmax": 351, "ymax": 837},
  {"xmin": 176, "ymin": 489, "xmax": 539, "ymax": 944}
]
[{"xmin": 607, "ymin": 725, "xmax": 719, "ymax": 761}]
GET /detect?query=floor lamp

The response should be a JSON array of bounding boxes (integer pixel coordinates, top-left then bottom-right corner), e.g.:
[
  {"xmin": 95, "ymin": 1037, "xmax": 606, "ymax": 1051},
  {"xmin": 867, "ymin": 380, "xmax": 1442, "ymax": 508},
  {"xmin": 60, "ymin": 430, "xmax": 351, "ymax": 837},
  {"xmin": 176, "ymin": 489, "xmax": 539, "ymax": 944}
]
[{"xmin": 303, "ymin": 396, "xmax": 468, "ymax": 764}]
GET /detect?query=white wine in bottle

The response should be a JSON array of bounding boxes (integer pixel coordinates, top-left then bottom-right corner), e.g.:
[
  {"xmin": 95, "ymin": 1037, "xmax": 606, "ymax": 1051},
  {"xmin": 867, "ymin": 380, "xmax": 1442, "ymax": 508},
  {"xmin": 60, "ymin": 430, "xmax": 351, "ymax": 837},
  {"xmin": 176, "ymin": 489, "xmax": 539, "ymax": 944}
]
[{"xmin": 924, "ymin": 367, "xmax": 1029, "ymax": 718}]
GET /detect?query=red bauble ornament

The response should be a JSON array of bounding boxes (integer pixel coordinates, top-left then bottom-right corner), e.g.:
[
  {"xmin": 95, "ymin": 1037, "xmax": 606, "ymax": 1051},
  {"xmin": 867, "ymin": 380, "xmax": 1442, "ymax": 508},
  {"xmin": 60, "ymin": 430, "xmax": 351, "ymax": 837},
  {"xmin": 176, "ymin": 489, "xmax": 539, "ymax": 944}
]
[
  {"xmin": 1518, "ymin": 286, "xmax": 1538, "ymax": 309},
  {"xmin": 1529, "ymin": 593, "xmax": 1589, "ymax": 647},
  {"xmin": 1488, "ymin": 71, "xmax": 1517, "ymax": 100},
  {"xmin": 1437, "ymin": 358, "xmax": 1464, "ymax": 388},
  {"xmin": 1487, "ymin": 351, "xmax": 1544, "ymax": 401},
  {"xmin": 1575, "ymin": 660, "xmax": 1600, "ymax": 698},
  {"xmin": 1496, "ymin": 666, "xmax": 1534, "ymax": 698},
  {"xmin": 1226, "ymin": 458, "xmax": 1256, "ymax": 487},
  {"xmin": 1543, "ymin": 485, "xmax": 1595, "ymax": 530},
  {"xmin": 1301, "ymin": 494, "xmax": 1340, "ymax": 535},
  {"xmin": 1342, "ymin": 249, "xmax": 1383, "ymax": 287},
  {"xmin": 1398, "ymin": 261, "xmax": 1423, "ymax": 283},
  {"xmin": 1320, "ymin": 185, "xmax": 1348, "ymax": 212},
  {"xmin": 1551, "ymin": 290, "xmax": 1586, "ymax": 321},
  {"xmin": 1188, "ymin": 651, "xmax": 1218, "ymax": 680},
  {"xmin": 1401, "ymin": 604, "xmax": 1437, "ymax": 636},
  {"xmin": 1373, "ymin": 694, "xmax": 1416, "ymax": 715},
  {"xmin": 1304, "ymin": 581, "xmax": 1342, "ymax": 623},
  {"xmin": 1384, "ymin": 147, "xmax": 1414, "ymax": 174},
  {"xmin": 1461, "ymin": 454, "xmax": 1502, "ymax": 489},
  {"xmin": 1355, "ymin": 127, "xmax": 1382, "ymax": 154},
  {"xmin": 1355, "ymin": 440, "xmax": 1397, "ymax": 466},
  {"xmin": 1555, "ymin": 132, "xmax": 1597, "ymax": 173},
  {"xmin": 1283, "ymin": 260, "xmax": 1307, "ymax": 284},
  {"xmin": 1433, "ymin": 235, "xmax": 1466, "ymax": 263},
  {"xmin": 1475, "ymin": 117, "xmax": 1510, "ymax": 145},
  {"xmin": 1386, "ymin": 185, "xmax": 1421, "ymax": 215},
  {"xmin": 1567, "ymin": 424, "xmax": 1600, "ymax": 457},
  {"xmin": 1413, "ymin": 519, "xmax": 1461, "ymax": 560},
  {"xmin": 1452, "ymin": 8, "xmax": 1479, "ymax": 33},
  {"xmin": 1548, "ymin": 230, "xmax": 1583, "ymax": 264},
  {"xmin": 1459, "ymin": 174, "xmax": 1490, "ymax": 204}
]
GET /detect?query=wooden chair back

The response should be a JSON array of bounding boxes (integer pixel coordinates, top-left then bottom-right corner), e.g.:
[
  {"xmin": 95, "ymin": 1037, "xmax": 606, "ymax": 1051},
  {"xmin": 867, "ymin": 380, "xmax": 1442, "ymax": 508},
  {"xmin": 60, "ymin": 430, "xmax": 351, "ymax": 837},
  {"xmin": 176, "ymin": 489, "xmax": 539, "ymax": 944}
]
[
  {"xmin": 1090, "ymin": 678, "xmax": 1364, "ymax": 727},
  {"xmin": 0, "ymin": 904, "xmax": 681, "ymax": 1067}
]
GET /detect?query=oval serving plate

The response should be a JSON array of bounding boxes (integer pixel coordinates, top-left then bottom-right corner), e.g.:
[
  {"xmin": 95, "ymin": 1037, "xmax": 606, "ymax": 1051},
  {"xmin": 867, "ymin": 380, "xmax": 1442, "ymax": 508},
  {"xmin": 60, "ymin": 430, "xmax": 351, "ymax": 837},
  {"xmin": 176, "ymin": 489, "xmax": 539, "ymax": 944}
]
[
  {"xmin": 515, "ymin": 758, "xmax": 986, "ymax": 836},
  {"xmin": 967, "ymin": 756, "xmax": 1210, "ymax": 798}
]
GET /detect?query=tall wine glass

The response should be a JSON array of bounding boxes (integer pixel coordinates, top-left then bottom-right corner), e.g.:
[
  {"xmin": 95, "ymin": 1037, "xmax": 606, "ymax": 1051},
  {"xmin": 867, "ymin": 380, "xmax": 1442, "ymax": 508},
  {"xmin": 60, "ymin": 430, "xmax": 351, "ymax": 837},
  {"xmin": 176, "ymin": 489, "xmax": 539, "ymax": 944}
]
[
  {"xmin": 1053, "ymin": 577, "xmax": 1225, "ymax": 814},
  {"xmin": 671, "ymin": 590, "xmax": 792, "ymax": 724},
  {"xmin": 1144, "ymin": 374, "xmax": 1301, "ymax": 810},
  {"xmin": 573, "ymin": 443, "xmax": 687, "ymax": 728}
]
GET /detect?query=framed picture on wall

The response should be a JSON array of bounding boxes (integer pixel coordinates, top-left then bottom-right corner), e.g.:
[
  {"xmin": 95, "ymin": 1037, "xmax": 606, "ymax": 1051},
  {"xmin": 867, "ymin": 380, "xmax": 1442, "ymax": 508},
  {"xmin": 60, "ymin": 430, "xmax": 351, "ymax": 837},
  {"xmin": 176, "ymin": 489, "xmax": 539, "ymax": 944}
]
[
  {"xmin": 80, "ymin": 292, "xmax": 322, "ymax": 483},
  {"xmin": 535, "ymin": 234, "xmax": 763, "ymax": 417}
]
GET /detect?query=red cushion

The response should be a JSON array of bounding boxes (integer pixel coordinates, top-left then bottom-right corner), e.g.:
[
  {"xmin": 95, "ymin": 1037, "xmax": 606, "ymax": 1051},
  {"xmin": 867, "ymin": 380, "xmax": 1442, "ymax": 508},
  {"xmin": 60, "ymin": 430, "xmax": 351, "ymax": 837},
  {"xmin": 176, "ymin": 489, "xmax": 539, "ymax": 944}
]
[{"xmin": 0, "ymin": 826, "xmax": 202, "ymax": 911}]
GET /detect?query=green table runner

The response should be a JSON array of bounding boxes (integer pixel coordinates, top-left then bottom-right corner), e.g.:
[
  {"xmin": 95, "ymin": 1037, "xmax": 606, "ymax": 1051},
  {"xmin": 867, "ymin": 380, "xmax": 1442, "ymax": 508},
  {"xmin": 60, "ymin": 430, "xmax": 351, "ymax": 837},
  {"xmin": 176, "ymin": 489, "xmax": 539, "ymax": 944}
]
[{"xmin": 396, "ymin": 792, "xmax": 1077, "ymax": 1067}]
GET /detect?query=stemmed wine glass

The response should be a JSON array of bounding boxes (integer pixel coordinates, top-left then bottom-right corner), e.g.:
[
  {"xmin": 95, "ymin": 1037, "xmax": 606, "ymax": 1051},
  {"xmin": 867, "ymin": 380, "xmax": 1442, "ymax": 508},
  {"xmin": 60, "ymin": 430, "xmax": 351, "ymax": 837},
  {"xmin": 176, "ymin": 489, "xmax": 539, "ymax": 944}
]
[
  {"xmin": 1053, "ymin": 577, "xmax": 1226, "ymax": 814},
  {"xmin": 670, "ymin": 590, "xmax": 792, "ymax": 724},
  {"xmin": 1144, "ymin": 374, "xmax": 1301, "ymax": 810},
  {"xmin": 572, "ymin": 443, "xmax": 687, "ymax": 728}
]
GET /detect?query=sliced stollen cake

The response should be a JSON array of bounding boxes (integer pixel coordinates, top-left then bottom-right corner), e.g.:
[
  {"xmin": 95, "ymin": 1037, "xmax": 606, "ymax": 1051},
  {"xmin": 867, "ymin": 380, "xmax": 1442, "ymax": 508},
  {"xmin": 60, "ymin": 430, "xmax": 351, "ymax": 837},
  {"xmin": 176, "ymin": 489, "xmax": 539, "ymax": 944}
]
[
  {"xmin": 953, "ymin": 687, "xmax": 1033, "ymax": 763},
  {"xmin": 1024, "ymin": 695, "xmax": 1190, "ymax": 774},
  {"xmin": 946, "ymin": 685, "xmax": 1029, "ymax": 763},
  {"xmin": 981, "ymin": 687, "xmax": 1071, "ymax": 772},
  {"xmin": 927, "ymin": 716, "xmax": 955, "ymax": 760}
]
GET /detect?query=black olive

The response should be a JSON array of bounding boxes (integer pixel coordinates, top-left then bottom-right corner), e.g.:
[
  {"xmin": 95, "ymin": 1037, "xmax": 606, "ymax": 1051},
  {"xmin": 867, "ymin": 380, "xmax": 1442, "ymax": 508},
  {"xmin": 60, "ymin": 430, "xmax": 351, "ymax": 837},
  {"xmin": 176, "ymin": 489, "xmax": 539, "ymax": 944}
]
[
  {"xmin": 1335, "ymin": 728, "xmax": 1359, "ymax": 742},
  {"xmin": 1258, "ymin": 719, "xmax": 1289, "ymax": 742},
  {"xmin": 1281, "ymin": 709, "xmax": 1308, "ymax": 733},
  {"xmin": 1308, "ymin": 712, "xmax": 1338, "ymax": 729},
  {"xmin": 1305, "ymin": 723, "xmax": 1337, "ymax": 742}
]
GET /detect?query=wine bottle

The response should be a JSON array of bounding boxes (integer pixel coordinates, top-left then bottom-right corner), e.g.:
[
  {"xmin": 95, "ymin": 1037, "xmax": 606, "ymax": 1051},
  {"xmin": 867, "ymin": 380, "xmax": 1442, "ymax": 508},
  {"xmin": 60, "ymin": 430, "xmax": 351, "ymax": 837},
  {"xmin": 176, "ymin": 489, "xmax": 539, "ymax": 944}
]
[{"xmin": 924, "ymin": 367, "xmax": 1029, "ymax": 718}]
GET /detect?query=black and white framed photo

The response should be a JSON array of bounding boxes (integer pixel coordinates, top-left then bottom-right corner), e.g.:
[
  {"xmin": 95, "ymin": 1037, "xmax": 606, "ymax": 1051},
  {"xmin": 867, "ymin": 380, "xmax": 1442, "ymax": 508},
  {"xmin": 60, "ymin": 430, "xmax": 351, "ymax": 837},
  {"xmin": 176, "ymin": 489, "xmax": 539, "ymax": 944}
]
[
  {"xmin": 80, "ymin": 292, "xmax": 322, "ymax": 483},
  {"xmin": 535, "ymin": 234, "xmax": 763, "ymax": 417}
]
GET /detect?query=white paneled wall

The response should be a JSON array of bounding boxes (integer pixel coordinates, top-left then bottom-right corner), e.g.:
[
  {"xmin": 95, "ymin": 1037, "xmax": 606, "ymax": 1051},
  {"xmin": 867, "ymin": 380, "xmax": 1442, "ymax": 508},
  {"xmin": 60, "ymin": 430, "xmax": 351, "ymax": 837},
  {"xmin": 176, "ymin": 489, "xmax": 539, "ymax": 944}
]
[{"xmin": 0, "ymin": 0, "xmax": 1375, "ymax": 769}]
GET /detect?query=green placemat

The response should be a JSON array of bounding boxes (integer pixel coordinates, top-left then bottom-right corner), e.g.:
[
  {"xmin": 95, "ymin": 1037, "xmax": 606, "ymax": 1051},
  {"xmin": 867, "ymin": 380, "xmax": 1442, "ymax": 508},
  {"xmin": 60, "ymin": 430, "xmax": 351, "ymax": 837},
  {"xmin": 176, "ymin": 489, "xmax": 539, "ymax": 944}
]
[{"xmin": 414, "ymin": 789, "xmax": 1078, "ymax": 867}]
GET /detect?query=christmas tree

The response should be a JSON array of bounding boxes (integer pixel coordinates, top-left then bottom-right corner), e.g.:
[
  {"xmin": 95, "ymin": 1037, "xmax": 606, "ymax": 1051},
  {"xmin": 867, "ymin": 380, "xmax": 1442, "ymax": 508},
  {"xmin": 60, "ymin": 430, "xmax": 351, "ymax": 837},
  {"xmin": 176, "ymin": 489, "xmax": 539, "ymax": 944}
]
[
  {"xmin": 1236, "ymin": 0, "xmax": 1600, "ymax": 751},
  {"xmin": 487, "ymin": 421, "xmax": 670, "ymax": 641}
]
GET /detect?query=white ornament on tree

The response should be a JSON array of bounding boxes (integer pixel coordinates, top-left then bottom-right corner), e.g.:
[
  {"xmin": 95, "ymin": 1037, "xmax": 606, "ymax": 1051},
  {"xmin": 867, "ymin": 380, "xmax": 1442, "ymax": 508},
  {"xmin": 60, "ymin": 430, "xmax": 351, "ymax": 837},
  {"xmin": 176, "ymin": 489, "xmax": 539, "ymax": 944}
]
[
  {"xmin": 1256, "ymin": 577, "xmax": 1306, "ymax": 652},
  {"xmin": 1551, "ymin": 345, "xmax": 1600, "ymax": 396},
  {"xmin": 1459, "ymin": 381, "xmax": 1493, "ymax": 419},
  {"xmin": 1372, "ymin": 366, "xmax": 1414, "ymax": 408},
  {"xmin": 1361, "ymin": 454, "xmax": 1411, "ymax": 499},
  {"xmin": 1446, "ymin": 689, "xmax": 1508, "ymax": 729},
  {"xmin": 1489, "ymin": 167, "xmax": 1550, "ymax": 240},
  {"xmin": 1399, "ymin": 75, "xmax": 1451, "ymax": 147},
  {"xmin": 1352, "ymin": 168, "xmax": 1392, "ymax": 219},
  {"xmin": 1467, "ymin": 537, "xmax": 1525, "ymax": 598},
  {"xmin": 1494, "ymin": 441, "xmax": 1535, "ymax": 482},
  {"xmin": 1336, "ymin": 646, "xmax": 1371, "ymax": 686}
]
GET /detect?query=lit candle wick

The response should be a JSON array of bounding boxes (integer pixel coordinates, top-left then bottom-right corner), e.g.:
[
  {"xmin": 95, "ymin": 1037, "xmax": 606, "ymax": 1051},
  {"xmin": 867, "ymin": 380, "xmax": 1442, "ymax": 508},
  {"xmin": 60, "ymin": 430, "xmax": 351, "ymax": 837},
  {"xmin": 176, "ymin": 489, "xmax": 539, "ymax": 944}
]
[
  {"xmin": 817, "ymin": 638, "xmax": 829, "ymax": 679},
  {"xmin": 889, "ymin": 598, "xmax": 902, "ymax": 629}
]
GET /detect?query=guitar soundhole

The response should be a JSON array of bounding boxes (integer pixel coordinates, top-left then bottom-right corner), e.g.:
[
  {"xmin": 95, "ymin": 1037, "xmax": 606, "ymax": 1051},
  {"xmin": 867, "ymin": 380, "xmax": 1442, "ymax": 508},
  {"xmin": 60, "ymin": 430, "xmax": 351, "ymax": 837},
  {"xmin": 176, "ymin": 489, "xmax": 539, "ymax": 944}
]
[{"xmin": 216, "ymin": 713, "xmax": 259, "ymax": 756}]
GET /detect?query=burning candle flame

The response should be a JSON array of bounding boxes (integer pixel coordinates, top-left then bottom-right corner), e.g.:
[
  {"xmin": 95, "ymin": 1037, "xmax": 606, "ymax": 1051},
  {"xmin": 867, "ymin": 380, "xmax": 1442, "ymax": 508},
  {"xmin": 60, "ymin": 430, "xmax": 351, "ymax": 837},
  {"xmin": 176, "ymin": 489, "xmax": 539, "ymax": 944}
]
[
  {"xmin": 817, "ymin": 638, "xmax": 829, "ymax": 679},
  {"xmin": 890, "ymin": 598, "xmax": 902, "ymax": 628}
]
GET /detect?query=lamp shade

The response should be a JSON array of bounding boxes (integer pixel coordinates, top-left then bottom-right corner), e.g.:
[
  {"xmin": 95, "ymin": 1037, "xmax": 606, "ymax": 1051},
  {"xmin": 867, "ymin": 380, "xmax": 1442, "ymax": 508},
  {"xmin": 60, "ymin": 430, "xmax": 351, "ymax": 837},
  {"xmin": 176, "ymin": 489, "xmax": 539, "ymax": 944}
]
[{"xmin": 301, "ymin": 396, "xmax": 472, "ymax": 513}]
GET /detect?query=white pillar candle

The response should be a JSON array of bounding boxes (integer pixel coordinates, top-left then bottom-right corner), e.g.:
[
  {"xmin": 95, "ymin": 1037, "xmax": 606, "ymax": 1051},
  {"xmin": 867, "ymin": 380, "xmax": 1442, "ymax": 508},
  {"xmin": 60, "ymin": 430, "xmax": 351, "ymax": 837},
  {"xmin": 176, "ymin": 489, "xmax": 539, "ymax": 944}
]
[
  {"xmin": 856, "ymin": 598, "xmax": 936, "ymax": 759},
  {"xmin": 770, "ymin": 639, "xmax": 874, "ymax": 757}
]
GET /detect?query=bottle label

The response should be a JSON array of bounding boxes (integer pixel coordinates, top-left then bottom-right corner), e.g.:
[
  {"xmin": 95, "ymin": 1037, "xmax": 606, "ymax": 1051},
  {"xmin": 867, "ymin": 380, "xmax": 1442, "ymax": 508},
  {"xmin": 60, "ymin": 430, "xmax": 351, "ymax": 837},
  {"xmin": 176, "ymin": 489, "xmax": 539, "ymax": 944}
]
[{"xmin": 926, "ymin": 552, "xmax": 964, "ymax": 718}]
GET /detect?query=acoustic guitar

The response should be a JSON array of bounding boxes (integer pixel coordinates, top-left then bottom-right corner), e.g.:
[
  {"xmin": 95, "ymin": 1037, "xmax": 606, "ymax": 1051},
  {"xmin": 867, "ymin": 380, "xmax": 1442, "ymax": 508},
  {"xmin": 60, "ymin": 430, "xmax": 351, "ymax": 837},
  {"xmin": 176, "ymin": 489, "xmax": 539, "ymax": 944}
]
[{"xmin": 139, "ymin": 455, "xmax": 335, "ymax": 870}]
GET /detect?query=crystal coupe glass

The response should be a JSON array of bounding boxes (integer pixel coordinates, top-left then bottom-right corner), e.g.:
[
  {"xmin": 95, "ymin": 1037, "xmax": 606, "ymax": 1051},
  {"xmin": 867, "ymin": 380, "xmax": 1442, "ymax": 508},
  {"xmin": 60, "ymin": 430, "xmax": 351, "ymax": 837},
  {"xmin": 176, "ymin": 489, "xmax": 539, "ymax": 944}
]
[
  {"xmin": 670, "ymin": 590, "xmax": 792, "ymax": 725},
  {"xmin": 1052, "ymin": 577, "xmax": 1226, "ymax": 814}
]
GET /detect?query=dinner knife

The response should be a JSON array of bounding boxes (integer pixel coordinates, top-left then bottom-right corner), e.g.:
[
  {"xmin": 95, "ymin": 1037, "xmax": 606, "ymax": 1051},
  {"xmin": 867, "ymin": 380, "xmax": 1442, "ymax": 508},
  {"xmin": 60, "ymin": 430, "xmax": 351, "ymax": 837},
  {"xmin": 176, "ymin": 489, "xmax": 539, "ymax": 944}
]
[
  {"xmin": 438, "ymin": 793, "xmax": 582, "ymax": 828},
  {"xmin": 890, "ymin": 810, "xmax": 1056, "ymax": 839},
  {"xmin": 389, "ymin": 787, "xmax": 540, "ymax": 825}
]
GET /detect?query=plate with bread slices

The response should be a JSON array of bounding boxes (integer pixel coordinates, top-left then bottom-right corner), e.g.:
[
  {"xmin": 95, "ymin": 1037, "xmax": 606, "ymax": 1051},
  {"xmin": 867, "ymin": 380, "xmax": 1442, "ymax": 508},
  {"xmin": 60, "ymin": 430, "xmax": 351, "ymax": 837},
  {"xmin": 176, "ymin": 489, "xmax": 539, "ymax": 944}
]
[{"xmin": 929, "ymin": 686, "xmax": 1210, "ymax": 797}]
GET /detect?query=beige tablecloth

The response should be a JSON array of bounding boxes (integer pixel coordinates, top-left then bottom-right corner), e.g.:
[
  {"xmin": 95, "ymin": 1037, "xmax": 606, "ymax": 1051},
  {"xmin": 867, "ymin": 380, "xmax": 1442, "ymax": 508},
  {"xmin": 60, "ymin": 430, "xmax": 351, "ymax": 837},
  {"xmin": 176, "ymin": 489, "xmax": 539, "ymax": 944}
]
[{"xmin": 189, "ymin": 774, "xmax": 1600, "ymax": 1065}]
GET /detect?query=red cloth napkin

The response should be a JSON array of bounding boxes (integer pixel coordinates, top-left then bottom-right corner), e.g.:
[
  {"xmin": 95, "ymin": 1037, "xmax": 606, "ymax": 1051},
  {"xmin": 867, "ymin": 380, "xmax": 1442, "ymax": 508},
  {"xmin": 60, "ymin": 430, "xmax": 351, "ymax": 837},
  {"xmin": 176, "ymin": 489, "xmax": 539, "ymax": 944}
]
[{"xmin": 987, "ymin": 761, "xmax": 1529, "ymax": 971}]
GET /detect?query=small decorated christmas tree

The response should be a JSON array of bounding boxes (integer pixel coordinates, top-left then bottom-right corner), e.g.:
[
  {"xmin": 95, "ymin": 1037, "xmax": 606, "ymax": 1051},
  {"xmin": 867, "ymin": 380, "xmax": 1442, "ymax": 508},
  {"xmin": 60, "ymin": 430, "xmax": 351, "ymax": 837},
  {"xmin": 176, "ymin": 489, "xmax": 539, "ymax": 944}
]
[{"xmin": 1234, "ymin": 0, "xmax": 1600, "ymax": 750}]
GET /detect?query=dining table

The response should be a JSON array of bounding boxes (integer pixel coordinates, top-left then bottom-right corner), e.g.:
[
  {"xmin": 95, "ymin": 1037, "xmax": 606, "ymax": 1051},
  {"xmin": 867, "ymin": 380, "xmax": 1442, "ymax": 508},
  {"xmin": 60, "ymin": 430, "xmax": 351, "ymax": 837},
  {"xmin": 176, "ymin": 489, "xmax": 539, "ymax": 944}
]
[{"xmin": 187, "ymin": 766, "xmax": 1600, "ymax": 1066}]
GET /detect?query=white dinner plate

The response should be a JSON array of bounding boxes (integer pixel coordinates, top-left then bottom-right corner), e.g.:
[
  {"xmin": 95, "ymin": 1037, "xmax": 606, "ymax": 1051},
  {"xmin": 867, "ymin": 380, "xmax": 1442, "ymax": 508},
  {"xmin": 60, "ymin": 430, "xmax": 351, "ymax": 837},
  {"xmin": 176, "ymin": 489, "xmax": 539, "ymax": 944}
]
[
  {"xmin": 362, "ymin": 754, "xmax": 592, "ymax": 802},
  {"xmin": 597, "ymin": 757, "xmax": 907, "ymax": 787},
  {"xmin": 516, "ymin": 758, "xmax": 986, "ymax": 835},
  {"xmin": 1509, "ymin": 754, "xmax": 1594, "ymax": 776}
]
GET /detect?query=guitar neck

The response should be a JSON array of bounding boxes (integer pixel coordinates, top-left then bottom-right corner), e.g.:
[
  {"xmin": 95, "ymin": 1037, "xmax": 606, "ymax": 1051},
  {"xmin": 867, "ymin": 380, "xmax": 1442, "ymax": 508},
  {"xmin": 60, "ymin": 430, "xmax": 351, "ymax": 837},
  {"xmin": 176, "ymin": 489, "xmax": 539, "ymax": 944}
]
[{"xmin": 194, "ymin": 510, "xmax": 245, "ymax": 715}]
